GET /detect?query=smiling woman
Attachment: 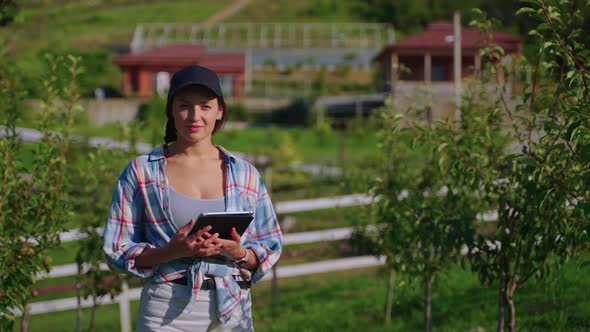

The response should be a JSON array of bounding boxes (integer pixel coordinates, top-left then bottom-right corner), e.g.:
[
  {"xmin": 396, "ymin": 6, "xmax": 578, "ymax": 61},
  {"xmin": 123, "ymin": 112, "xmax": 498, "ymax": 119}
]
[{"xmin": 103, "ymin": 65, "xmax": 283, "ymax": 332}]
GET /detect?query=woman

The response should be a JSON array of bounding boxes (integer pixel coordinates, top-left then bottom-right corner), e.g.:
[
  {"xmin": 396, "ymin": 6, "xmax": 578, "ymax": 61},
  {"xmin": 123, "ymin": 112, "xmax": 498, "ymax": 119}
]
[{"xmin": 103, "ymin": 65, "xmax": 283, "ymax": 331}]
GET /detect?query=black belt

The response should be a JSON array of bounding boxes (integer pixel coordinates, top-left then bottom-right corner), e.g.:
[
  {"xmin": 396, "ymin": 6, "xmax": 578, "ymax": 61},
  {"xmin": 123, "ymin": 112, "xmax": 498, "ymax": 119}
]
[{"xmin": 170, "ymin": 277, "xmax": 251, "ymax": 290}]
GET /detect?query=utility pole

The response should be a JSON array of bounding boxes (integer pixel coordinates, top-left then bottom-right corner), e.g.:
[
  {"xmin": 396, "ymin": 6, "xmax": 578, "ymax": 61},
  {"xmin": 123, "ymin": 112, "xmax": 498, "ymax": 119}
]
[{"xmin": 453, "ymin": 11, "xmax": 462, "ymax": 126}]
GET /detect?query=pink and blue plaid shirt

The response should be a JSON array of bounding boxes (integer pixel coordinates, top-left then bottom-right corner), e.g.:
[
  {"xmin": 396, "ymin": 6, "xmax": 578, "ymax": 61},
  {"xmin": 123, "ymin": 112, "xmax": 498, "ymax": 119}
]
[{"xmin": 103, "ymin": 145, "xmax": 283, "ymax": 323}]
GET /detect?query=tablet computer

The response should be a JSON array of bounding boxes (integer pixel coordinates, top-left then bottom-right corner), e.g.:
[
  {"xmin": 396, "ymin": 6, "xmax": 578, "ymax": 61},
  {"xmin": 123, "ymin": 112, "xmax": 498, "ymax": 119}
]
[{"xmin": 187, "ymin": 211, "xmax": 254, "ymax": 239}]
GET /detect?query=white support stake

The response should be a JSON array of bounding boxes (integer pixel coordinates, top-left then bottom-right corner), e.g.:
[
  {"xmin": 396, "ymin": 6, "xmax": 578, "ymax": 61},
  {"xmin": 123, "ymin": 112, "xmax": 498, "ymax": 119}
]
[{"xmin": 119, "ymin": 281, "xmax": 131, "ymax": 332}]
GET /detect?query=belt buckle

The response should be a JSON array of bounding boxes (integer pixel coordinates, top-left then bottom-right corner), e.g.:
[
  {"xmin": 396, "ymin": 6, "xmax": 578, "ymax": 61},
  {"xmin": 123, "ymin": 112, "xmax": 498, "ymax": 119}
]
[{"xmin": 201, "ymin": 278, "xmax": 215, "ymax": 290}]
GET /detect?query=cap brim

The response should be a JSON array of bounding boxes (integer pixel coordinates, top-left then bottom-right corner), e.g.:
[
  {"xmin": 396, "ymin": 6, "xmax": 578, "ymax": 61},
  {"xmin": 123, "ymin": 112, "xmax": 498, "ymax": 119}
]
[{"xmin": 168, "ymin": 81, "xmax": 222, "ymax": 100}]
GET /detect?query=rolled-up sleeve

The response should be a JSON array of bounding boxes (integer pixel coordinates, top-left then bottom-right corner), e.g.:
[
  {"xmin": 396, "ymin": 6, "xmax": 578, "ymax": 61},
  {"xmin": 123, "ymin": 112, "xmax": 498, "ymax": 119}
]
[
  {"xmin": 103, "ymin": 159, "xmax": 157, "ymax": 279},
  {"xmin": 244, "ymin": 177, "xmax": 283, "ymax": 283}
]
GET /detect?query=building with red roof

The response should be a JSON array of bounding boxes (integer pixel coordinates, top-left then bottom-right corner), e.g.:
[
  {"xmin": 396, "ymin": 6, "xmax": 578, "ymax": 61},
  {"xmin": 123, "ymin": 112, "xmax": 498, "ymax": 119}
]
[
  {"xmin": 113, "ymin": 44, "xmax": 246, "ymax": 98},
  {"xmin": 375, "ymin": 20, "xmax": 523, "ymax": 87}
]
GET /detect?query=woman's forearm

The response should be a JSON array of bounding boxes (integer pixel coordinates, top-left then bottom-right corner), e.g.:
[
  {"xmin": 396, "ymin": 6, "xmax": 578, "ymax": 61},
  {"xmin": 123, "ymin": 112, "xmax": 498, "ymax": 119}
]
[
  {"xmin": 135, "ymin": 244, "xmax": 177, "ymax": 269},
  {"xmin": 135, "ymin": 244, "xmax": 259, "ymax": 270}
]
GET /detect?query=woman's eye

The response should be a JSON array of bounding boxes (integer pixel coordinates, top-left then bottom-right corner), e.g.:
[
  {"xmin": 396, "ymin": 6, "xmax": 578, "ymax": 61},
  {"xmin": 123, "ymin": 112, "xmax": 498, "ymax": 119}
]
[{"xmin": 202, "ymin": 105, "xmax": 211, "ymax": 110}]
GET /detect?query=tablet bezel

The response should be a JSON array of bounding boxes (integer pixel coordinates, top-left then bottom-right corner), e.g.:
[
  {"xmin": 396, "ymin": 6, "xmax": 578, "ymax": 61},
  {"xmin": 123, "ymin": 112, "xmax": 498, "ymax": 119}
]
[{"xmin": 187, "ymin": 211, "xmax": 254, "ymax": 239}]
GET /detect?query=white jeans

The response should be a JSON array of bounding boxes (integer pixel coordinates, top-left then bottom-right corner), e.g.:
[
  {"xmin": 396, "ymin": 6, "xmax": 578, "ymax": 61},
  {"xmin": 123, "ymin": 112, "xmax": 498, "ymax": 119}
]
[{"xmin": 136, "ymin": 282, "xmax": 254, "ymax": 332}]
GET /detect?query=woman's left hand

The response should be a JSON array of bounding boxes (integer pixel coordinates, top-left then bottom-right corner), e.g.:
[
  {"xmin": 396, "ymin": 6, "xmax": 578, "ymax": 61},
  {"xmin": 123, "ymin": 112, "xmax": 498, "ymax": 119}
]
[{"xmin": 218, "ymin": 227, "xmax": 247, "ymax": 261}]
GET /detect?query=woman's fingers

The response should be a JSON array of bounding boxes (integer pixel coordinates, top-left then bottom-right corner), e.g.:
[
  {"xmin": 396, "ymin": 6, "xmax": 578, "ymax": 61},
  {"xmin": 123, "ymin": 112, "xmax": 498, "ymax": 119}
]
[
  {"xmin": 188, "ymin": 226, "xmax": 213, "ymax": 242},
  {"xmin": 230, "ymin": 227, "xmax": 241, "ymax": 242},
  {"xmin": 203, "ymin": 241, "xmax": 223, "ymax": 254},
  {"xmin": 193, "ymin": 238, "xmax": 223, "ymax": 257},
  {"xmin": 191, "ymin": 232, "xmax": 212, "ymax": 243},
  {"xmin": 177, "ymin": 219, "xmax": 195, "ymax": 236},
  {"xmin": 201, "ymin": 232, "xmax": 220, "ymax": 247}
]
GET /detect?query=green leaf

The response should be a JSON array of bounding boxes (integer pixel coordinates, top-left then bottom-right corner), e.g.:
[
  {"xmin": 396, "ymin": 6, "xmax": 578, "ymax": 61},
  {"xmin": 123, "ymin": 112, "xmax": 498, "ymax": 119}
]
[
  {"xmin": 515, "ymin": 7, "xmax": 537, "ymax": 16},
  {"xmin": 565, "ymin": 120, "xmax": 583, "ymax": 141},
  {"xmin": 518, "ymin": 155, "xmax": 538, "ymax": 167}
]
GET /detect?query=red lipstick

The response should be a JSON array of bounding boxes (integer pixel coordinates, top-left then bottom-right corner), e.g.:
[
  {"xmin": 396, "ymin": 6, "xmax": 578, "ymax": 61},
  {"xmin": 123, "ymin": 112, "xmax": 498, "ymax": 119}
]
[{"xmin": 188, "ymin": 124, "xmax": 203, "ymax": 132}]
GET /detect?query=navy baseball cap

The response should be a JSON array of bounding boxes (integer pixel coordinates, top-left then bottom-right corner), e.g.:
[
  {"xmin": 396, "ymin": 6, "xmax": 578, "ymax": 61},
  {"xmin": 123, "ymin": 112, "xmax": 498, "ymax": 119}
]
[{"xmin": 167, "ymin": 65, "xmax": 223, "ymax": 101}]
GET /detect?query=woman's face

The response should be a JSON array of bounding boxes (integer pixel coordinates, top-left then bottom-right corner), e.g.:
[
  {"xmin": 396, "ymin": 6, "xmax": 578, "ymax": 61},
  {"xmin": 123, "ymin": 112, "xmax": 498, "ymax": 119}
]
[{"xmin": 171, "ymin": 85, "xmax": 223, "ymax": 144}]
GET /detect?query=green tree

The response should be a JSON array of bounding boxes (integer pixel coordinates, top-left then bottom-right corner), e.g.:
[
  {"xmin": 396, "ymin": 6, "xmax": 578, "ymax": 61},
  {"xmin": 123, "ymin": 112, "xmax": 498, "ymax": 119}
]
[
  {"xmin": 359, "ymin": 101, "xmax": 480, "ymax": 330},
  {"xmin": 71, "ymin": 144, "xmax": 128, "ymax": 332},
  {"xmin": 360, "ymin": 3, "xmax": 589, "ymax": 331},
  {"xmin": 436, "ymin": 4, "xmax": 590, "ymax": 331},
  {"xmin": 0, "ymin": 54, "xmax": 82, "ymax": 331},
  {"xmin": 70, "ymin": 118, "xmax": 145, "ymax": 331}
]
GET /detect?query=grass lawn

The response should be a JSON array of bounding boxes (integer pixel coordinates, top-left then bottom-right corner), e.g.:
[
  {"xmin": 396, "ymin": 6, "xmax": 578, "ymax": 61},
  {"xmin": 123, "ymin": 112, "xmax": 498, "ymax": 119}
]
[
  {"xmin": 278, "ymin": 205, "xmax": 365, "ymax": 232},
  {"xmin": 20, "ymin": 257, "xmax": 590, "ymax": 331},
  {"xmin": 15, "ymin": 117, "xmax": 380, "ymax": 163},
  {"xmin": 71, "ymin": 125, "xmax": 380, "ymax": 164},
  {"xmin": 226, "ymin": 0, "xmax": 361, "ymax": 23},
  {"xmin": 10, "ymin": 1, "xmax": 231, "ymax": 45},
  {"xmin": 31, "ymin": 122, "xmax": 379, "ymax": 164},
  {"xmin": 217, "ymin": 127, "xmax": 379, "ymax": 164},
  {"xmin": 44, "ymin": 241, "xmax": 79, "ymax": 266},
  {"xmin": 3, "ymin": 1, "xmax": 230, "ymax": 59},
  {"xmin": 254, "ymin": 259, "xmax": 590, "ymax": 331}
]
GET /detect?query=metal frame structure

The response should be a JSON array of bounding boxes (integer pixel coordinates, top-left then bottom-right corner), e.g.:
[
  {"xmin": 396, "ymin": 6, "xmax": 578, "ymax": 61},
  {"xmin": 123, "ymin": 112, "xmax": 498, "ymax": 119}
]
[{"xmin": 131, "ymin": 22, "xmax": 395, "ymax": 52}]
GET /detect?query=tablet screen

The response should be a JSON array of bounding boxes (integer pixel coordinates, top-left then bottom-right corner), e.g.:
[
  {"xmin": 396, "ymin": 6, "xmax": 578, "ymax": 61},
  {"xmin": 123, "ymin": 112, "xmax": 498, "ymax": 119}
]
[{"xmin": 187, "ymin": 211, "xmax": 254, "ymax": 239}]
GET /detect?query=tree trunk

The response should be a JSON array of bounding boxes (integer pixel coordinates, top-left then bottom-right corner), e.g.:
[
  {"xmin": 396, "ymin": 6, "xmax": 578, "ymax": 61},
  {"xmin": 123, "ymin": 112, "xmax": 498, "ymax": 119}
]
[
  {"xmin": 76, "ymin": 263, "xmax": 83, "ymax": 332},
  {"xmin": 497, "ymin": 273, "xmax": 507, "ymax": 332},
  {"xmin": 89, "ymin": 295, "xmax": 97, "ymax": 332},
  {"xmin": 20, "ymin": 299, "xmax": 30, "ymax": 332},
  {"xmin": 424, "ymin": 273, "xmax": 433, "ymax": 332},
  {"xmin": 384, "ymin": 267, "xmax": 395, "ymax": 324},
  {"xmin": 271, "ymin": 265, "xmax": 279, "ymax": 317},
  {"xmin": 506, "ymin": 275, "xmax": 518, "ymax": 332}
]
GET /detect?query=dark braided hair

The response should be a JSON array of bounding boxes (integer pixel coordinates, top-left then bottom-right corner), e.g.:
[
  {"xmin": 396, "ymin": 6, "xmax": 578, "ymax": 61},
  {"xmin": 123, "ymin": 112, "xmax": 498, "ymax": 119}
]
[
  {"xmin": 164, "ymin": 105, "xmax": 177, "ymax": 145},
  {"xmin": 164, "ymin": 91, "xmax": 227, "ymax": 146}
]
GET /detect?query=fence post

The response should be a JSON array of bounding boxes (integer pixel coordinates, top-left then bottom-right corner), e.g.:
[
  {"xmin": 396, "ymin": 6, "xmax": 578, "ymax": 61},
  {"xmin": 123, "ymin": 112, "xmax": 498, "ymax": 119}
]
[
  {"xmin": 119, "ymin": 280, "xmax": 131, "ymax": 332},
  {"xmin": 265, "ymin": 167, "xmax": 279, "ymax": 312}
]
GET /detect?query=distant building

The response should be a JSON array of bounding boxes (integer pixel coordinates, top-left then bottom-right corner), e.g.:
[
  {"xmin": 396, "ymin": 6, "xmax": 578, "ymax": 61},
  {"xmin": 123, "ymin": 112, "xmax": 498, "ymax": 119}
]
[
  {"xmin": 113, "ymin": 44, "xmax": 245, "ymax": 98},
  {"xmin": 129, "ymin": 22, "xmax": 396, "ymax": 98},
  {"xmin": 374, "ymin": 20, "xmax": 523, "ymax": 121},
  {"xmin": 375, "ymin": 20, "xmax": 522, "ymax": 89}
]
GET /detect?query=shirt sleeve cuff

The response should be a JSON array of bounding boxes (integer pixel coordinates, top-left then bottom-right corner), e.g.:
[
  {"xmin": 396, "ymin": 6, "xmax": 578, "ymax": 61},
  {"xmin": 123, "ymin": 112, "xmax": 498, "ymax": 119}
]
[
  {"xmin": 245, "ymin": 243, "xmax": 274, "ymax": 283},
  {"xmin": 125, "ymin": 243, "xmax": 159, "ymax": 279}
]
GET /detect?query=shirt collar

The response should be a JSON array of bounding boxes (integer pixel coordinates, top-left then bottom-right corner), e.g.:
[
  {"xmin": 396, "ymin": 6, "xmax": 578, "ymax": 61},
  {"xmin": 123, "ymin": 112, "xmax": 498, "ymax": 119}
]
[
  {"xmin": 215, "ymin": 145, "xmax": 237, "ymax": 164},
  {"xmin": 147, "ymin": 145, "xmax": 166, "ymax": 162}
]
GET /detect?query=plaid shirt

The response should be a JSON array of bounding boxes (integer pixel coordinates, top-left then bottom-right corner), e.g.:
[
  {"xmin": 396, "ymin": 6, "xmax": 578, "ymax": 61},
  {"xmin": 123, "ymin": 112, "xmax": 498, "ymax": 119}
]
[{"xmin": 103, "ymin": 145, "xmax": 283, "ymax": 323}]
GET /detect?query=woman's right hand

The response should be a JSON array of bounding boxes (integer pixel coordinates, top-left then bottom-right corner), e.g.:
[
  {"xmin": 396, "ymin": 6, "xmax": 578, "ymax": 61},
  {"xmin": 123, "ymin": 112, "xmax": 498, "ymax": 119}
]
[{"xmin": 166, "ymin": 220, "xmax": 223, "ymax": 260}]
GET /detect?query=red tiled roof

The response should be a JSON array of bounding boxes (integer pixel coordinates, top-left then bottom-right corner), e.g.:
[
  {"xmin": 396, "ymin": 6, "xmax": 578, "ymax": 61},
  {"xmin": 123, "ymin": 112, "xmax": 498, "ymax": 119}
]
[
  {"xmin": 113, "ymin": 44, "xmax": 245, "ymax": 72},
  {"xmin": 396, "ymin": 21, "xmax": 521, "ymax": 51},
  {"xmin": 376, "ymin": 21, "xmax": 522, "ymax": 60}
]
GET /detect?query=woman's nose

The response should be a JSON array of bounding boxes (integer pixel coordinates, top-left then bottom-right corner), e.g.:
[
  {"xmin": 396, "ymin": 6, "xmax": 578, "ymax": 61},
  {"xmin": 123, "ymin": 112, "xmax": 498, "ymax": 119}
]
[{"xmin": 190, "ymin": 105, "xmax": 203, "ymax": 119}]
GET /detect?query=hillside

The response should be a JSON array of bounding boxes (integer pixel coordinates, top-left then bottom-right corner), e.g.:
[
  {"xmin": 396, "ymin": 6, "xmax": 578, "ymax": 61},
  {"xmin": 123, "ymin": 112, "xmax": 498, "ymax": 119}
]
[
  {"xmin": 0, "ymin": 0, "xmax": 380, "ymax": 97},
  {"xmin": 0, "ymin": 0, "xmax": 231, "ymax": 96},
  {"xmin": 0, "ymin": 0, "xmax": 528, "ymax": 98}
]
